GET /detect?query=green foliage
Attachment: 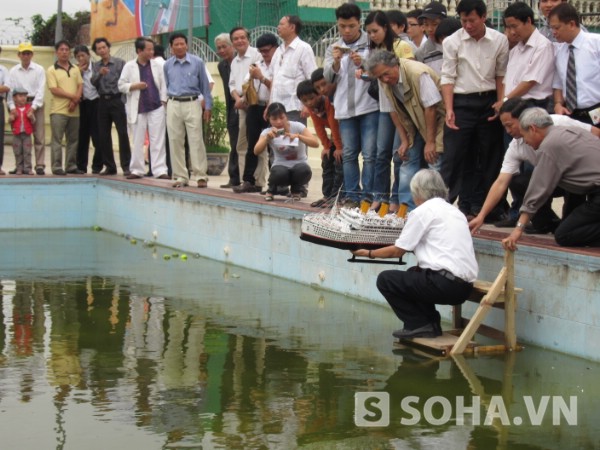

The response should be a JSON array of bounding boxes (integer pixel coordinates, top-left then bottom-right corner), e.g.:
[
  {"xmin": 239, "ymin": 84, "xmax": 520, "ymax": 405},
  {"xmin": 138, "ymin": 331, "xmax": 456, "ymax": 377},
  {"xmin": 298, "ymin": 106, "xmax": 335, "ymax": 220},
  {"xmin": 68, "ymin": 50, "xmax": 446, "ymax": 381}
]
[
  {"xmin": 29, "ymin": 11, "xmax": 90, "ymax": 46},
  {"xmin": 203, "ymin": 96, "xmax": 229, "ymax": 151}
]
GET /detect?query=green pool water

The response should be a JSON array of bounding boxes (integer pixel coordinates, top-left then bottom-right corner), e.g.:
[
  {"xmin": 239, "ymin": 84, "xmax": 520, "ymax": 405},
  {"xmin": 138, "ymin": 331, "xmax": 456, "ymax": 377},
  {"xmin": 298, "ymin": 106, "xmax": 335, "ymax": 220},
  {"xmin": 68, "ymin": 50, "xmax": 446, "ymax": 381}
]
[{"xmin": 0, "ymin": 230, "xmax": 598, "ymax": 449}]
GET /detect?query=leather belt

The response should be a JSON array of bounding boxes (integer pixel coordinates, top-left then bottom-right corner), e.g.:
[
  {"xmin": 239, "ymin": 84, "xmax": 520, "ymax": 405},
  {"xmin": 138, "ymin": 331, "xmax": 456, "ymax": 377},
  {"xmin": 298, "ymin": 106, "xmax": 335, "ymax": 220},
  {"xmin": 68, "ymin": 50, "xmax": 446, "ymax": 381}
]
[
  {"xmin": 454, "ymin": 90, "xmax": 495, "ymax": 97},
  {"xmin": 436, "ymin": 269, "xmax": 471, "ymax": 285},
  {"xmin": 99, "ymin": 94, "xmax": 121, "ymax": 100},
  {"xmin": 168, "ymin": 96, "xmax": 198, "ymax": 102}
]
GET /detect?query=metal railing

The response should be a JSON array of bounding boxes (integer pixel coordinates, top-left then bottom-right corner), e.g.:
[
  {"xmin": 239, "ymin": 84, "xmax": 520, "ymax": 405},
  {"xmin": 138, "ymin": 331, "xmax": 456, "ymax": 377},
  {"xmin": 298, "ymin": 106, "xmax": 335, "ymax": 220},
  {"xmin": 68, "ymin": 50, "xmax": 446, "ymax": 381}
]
[{"xmin": 163, "ymin": 36, "xmax": 220, "ymax": 62}]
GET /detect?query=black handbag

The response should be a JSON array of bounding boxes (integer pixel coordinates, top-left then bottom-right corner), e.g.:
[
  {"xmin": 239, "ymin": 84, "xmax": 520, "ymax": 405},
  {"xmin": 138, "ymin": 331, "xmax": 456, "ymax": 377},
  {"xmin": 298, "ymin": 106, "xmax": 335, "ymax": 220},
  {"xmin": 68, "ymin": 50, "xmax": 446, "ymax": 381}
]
[{"xmin": 367, "ymin": 79, "xmax": 379, "ymax": 101}]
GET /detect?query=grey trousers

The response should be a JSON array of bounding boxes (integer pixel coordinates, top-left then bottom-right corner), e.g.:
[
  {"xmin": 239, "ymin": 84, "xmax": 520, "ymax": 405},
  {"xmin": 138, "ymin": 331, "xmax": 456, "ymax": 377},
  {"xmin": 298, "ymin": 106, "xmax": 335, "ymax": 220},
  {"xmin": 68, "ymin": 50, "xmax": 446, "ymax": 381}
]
[
  {"xmin": 50, "ymin": 113, "xmax": 79, "ymax": 173},
  {"xmin": 13, "ymin": 133, "xmax": 33, "ymax": 173}
]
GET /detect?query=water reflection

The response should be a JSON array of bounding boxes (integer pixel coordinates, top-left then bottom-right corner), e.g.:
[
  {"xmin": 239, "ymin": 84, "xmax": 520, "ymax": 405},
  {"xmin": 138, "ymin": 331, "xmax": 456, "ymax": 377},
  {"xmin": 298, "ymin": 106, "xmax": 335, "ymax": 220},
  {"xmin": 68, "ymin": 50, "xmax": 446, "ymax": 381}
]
[{"xmin": 0, "ymin": 231, "xmax": 598, "ymax": 449}]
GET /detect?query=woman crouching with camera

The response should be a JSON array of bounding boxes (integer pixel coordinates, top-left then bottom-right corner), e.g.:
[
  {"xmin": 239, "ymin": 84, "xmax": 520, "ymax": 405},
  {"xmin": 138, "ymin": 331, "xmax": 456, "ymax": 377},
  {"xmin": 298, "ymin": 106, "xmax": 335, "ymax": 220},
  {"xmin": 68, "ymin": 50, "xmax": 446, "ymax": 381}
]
[{"xmin": 254, "ymin": 102, "xmax": 319, "ymax": 201}]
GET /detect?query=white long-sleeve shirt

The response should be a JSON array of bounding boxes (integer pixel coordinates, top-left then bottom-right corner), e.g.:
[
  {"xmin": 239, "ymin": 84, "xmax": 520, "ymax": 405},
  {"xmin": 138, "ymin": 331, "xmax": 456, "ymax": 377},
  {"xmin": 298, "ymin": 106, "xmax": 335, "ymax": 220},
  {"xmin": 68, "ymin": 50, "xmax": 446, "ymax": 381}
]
[
  {"xmin": 7, "ymin": 61, "xmax": 46, "ymax": 110},
  {"xmin": 270, "ymin": 36, "xmax": 317, "ymax": 112}
]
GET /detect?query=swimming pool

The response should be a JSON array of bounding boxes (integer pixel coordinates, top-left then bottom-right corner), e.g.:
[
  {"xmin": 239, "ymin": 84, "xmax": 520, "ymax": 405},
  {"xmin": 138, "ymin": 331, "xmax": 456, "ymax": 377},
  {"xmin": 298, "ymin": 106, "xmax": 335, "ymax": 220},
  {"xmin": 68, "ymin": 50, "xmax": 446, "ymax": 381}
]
[{"xmin": 0, "ymin": 230, "xmax": 599, "ymax": 449}]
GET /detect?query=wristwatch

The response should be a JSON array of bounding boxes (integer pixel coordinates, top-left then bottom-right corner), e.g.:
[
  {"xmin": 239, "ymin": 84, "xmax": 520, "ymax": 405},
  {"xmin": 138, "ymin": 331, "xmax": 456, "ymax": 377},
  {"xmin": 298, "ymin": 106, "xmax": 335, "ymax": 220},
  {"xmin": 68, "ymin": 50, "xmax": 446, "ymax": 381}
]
[
  {"xmin": 503, "ymin": 96, "xmax": 509, "ymax": 102},
  {"xmin": 516, "ymin": 221, "xmax": 525, "ymax": 229}
]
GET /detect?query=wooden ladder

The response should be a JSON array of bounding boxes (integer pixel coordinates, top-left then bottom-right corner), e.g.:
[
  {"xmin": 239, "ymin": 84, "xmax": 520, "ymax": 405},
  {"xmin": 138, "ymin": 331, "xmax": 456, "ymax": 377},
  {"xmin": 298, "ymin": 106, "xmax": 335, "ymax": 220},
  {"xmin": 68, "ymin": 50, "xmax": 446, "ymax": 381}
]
[{"xmin": 450, "ymin": 249, "xmax": 520, "ymax": 355}]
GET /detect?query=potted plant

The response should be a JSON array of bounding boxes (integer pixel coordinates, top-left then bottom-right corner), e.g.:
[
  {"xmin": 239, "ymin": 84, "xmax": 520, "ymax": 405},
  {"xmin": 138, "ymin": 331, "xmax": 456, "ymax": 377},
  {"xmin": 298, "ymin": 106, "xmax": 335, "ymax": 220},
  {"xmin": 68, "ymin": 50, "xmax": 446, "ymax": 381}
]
[{"xmin": 203, "ymin": 97, "xmax": 230, "ymax": 175}]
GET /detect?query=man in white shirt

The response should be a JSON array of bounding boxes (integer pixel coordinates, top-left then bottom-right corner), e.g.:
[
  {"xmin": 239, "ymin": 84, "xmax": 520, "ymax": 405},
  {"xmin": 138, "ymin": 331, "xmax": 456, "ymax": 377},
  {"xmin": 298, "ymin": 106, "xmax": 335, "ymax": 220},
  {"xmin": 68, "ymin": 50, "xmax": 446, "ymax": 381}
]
[
  {"xmin": 324, "ymin": 3, "xmax": 379, "ymax": 208},
  {"xmin": 228, "ymin": 27, "xmax": 261, "ymax": 189},
  {"xmin": 407, "ymin": 10, "xmax": 427, "ymax": 49},
  {"xmin": 74, "ymin": 45, "xmax": 102, "ymax": 174},
  {"xmin": 501, "ymin": 2, "xmax": 554, "ymax": 111},
  {"xmin": 234, "ymin": 33, "xmax": 278, "ymax": 194},
  {"xmin": 550, "ymin": 3, "xmax": 600, "ymax": 127},
  {"xmin": 469, "ymin": 98, "xmax": 600, "ymax": 234},
  {"xmin": 353, "ymin": 169, "xmax": 478, "ymax": 339},
  {"xmin": 440, "ymin": 0, "xmax": 509, "ymax": 221},
  {"xmin": 118, "ymin": 37, "xmax": 168, "ymax": 180},
  {"xmin": 0, "ymin": 46, "xmax": 10, "ymax": 175},
  {"xmin": 7, "ymin": 42, "xmax": 47, "ymax": 175},
  {"xmin": 270, "ymin": 15, "xmax": 317, "ymax": 123}
]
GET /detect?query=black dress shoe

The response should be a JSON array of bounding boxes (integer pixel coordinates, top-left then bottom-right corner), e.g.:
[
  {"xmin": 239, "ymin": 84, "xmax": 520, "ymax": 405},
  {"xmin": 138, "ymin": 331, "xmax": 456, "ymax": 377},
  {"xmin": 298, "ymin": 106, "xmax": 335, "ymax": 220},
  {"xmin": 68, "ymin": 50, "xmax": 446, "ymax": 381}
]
[
  {"xmin": 220, "ymin": 182, "xmax": 239, "ymax": 188},
  {"xmin": 35, "ymin": 167, "xmax": 45, "ymax": 175},
  {"xmin": 392, "ymin": 323, "xmax": 441, "ymax": 339},
  {"xmin": 484, "ymin": 211, "xmax": 506, "ymax": 224},
  {"xmin": 494, "ymin": 217, "xmax": 517, "ymax": 228},
  {"xmin": 524, "ymin": 220, "xmax": 559, "ymax": 235},
  {"xmin": 53, "ymin": 169, "xmax": 67, "ymax": 176},
  {"xmin": 233, "ymin": 181, "xmax": 261, "ymax": 193},
  {"xmin": 99, "ymin": 169, "xmax": 117, "ymax": 176},
  {"xmin": 91, "ymin": 168, "xmax": 102, "ymax": 174},
  {"xmin": 67, "ymin": 169, "xmax": 85, "ymax": 174},
  {"xmin": 123, "ymin": 170, "xmax": 132, "ymax": 176}
]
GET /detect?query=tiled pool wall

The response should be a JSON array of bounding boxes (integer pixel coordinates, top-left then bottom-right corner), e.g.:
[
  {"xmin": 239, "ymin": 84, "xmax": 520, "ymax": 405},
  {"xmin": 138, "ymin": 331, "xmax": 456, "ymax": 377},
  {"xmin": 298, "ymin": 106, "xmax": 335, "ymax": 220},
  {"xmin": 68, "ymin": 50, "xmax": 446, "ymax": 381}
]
[{"xmin": 2, "ymin": 178, "xmax": 600, "ymax": 361}]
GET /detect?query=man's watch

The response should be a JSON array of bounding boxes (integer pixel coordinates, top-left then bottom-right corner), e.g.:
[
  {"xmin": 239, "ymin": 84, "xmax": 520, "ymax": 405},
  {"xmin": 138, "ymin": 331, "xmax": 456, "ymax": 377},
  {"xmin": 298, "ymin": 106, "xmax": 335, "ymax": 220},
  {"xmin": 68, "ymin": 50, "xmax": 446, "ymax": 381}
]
[
  {"xmin": 516, "ymin": 221, "xmax": 525, "ymax": 229},
  {"xmin": 503, "ymin": 96, "xmax": 509, "ymax": 102}
]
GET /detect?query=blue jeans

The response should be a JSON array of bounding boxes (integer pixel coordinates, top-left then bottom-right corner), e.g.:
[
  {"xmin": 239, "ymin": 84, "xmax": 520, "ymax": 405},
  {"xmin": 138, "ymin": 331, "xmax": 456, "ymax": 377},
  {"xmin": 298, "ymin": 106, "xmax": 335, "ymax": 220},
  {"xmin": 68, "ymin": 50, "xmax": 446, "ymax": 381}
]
[
  {"xmin": 396, "ymin": 132, "xmax": 442, "ymax": 210},
  {"xmin": 373, "ymin": 112, "xmax": 401, "ymax": 204},
  {"xmin": 394, "ymin": 133, "xmax": 444, "ymax": 209},
  {"xmin": 339, "ymin": 111, "xmax": 379, "ymax": 202}
]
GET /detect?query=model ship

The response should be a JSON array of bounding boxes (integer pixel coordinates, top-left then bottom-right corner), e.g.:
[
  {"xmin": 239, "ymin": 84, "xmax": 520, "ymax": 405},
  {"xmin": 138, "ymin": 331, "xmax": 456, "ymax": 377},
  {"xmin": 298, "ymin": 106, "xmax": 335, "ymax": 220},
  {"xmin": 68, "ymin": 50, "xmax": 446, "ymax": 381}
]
[{"xmin": 300, "ymin": 205, "xmax": 406, "ymax": 250}]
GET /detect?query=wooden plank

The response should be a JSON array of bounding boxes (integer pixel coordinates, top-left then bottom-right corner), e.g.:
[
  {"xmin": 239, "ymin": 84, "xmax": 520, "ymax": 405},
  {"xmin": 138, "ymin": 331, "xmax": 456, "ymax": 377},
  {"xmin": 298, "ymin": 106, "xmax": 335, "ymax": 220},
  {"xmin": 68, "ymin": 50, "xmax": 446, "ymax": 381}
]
[
  {"xmin": 397, "ymin": 332, "xmax": 476, "ymax": 356},
  {"xmin": 450, "ymin": 267, "xmax": 507, "ymax": 355},
  {"xmin": 473, "ymin": 279, "xmax": 523, "ymax": 294},
  {"xmin": 504, "ymin": 250, "xmax": 517, "ymax": 349},
  {"xmin": 452, "ymin": 304, "xmax": 462, "ymax": 329}
]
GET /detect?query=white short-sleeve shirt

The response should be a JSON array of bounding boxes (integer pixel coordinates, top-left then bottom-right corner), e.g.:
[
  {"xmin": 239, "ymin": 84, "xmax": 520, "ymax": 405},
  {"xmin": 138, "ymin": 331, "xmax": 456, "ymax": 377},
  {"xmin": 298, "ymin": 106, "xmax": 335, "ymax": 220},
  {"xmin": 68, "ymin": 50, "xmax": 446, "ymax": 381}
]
[{"xmin": 395, "ymin": 197, "xmax": 478, "ymax": 282}]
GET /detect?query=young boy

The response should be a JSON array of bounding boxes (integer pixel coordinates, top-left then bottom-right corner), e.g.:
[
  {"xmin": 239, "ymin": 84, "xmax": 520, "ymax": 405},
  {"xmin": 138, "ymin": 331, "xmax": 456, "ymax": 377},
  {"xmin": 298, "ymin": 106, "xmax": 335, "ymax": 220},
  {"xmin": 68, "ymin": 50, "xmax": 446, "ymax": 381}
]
[
  {"xmin": 9, "ymin": 87, "xmax": 35, "ymax": 175},
  {"xmin": 297, "ymin": 75, "xmax": 343, "ymax": 208},
  {"xmin": 414, "ymin": 1, "xmax": 448, "ymax": 74}
]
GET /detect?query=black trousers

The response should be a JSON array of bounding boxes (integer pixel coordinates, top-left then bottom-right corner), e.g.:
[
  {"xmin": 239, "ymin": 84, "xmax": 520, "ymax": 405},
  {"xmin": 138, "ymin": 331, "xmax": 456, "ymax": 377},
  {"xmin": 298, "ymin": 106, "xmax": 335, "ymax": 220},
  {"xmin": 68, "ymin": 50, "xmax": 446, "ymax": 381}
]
[
  {"xmin": 377, "ymin": 267, "xmax": 473, "ymax": 330},
  {"xmin": 322, "ymin": 144, "xmax": 344, "ymax": 198},
  {"xmin": 510, "ymin": 168, "xmax": 562, "ymax": 226},
  {"xmin": 97, "ymin": 96, "xmax": 131, "ymax": 172},
  {"xmin": 441, "ymin": 93, "xmax": 504, "ymax": 214},
  {"xmin": 77, "ymin": 98, "xmax": 102, "ymax": 173},
  {"xmin": 0, "ymin": 98, "xmax": 4, "ymax": 168},
  {"xmin": 554, "ymin": 193, "xmax": 600, "ymax": 247},
  {"xmin": 226, "ymin": 109, "xmax": 240, "ymax": 185},
  {"xmin": 267, "ymin": 163, "xmax": 312, "ymax": 194},
  {"xmin": 244, "ymin": 104, "xmax": 267, "ymax": 184}
]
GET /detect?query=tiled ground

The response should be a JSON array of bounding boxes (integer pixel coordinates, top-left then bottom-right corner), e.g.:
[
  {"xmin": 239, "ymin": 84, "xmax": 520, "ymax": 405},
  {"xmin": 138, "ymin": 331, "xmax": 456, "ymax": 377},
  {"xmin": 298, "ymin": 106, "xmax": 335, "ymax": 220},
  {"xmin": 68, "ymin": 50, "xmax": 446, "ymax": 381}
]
[{"xmin": 2, "ymin": 144, "xmax": 598, "ymax": 257}]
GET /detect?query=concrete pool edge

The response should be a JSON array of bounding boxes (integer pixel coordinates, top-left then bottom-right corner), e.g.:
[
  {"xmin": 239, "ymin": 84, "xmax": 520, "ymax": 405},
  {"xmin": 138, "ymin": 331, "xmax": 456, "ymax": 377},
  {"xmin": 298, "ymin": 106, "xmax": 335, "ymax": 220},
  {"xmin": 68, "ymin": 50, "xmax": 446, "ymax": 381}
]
[{"xmin": 2, "ymin": 177, "xmax": 600, "ymax": 361}]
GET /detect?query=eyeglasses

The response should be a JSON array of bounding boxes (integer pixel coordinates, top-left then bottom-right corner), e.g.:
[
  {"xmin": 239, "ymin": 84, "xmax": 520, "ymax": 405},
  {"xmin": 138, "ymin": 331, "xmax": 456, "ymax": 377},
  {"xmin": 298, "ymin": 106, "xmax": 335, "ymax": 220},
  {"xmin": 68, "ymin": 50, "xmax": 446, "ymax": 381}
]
[{"xmin": 258, "ymin": 46, "xmax": 274, "ymax": 54}]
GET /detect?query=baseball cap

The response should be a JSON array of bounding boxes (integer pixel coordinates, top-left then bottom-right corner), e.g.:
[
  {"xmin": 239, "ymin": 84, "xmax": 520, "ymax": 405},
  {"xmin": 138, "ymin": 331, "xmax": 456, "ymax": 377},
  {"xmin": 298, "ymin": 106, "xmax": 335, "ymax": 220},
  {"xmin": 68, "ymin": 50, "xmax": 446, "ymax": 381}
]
[
  {"xmin": 419, "ymin": 2, "xmax": 448, "ymax": 20},
  {"xmin": 18, "ymin": 42, "xmax": 34, "ymax": 53}
]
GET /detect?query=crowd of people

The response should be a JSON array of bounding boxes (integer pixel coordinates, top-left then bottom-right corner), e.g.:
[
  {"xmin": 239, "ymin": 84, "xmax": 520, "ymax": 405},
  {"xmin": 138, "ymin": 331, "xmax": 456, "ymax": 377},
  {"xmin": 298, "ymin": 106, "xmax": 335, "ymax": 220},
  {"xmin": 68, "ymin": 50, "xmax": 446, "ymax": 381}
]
[{"xmin": 0, "ymin": 0, "xmax": 599, "ymax": 252}]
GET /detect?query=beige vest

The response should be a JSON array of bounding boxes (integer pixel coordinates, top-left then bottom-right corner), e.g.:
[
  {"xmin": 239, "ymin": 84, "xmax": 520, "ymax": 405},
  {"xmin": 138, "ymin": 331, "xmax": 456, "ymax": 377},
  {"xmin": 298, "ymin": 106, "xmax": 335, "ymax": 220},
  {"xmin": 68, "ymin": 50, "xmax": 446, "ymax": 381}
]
[{"xmin": 382, "ymin": 58, "xmax": 445, "ymax": 152}]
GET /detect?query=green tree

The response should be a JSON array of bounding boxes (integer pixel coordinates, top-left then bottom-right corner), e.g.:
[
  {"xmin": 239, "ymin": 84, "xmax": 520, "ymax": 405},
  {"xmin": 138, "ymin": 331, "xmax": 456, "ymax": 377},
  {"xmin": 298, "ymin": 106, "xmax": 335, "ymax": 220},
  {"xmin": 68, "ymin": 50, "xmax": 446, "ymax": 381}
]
[{"xmin": 29, "ymin": 11, "xmax": 90, "ymax": 46}]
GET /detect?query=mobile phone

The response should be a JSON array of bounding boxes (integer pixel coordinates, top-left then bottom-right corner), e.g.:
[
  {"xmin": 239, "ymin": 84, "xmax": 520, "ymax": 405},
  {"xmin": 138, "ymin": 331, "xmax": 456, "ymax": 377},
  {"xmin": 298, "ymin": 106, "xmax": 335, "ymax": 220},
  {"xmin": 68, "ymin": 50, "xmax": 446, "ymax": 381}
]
[{"xmin": 333, "ymin": 45, "xmax": 352, "ymax": 54}]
